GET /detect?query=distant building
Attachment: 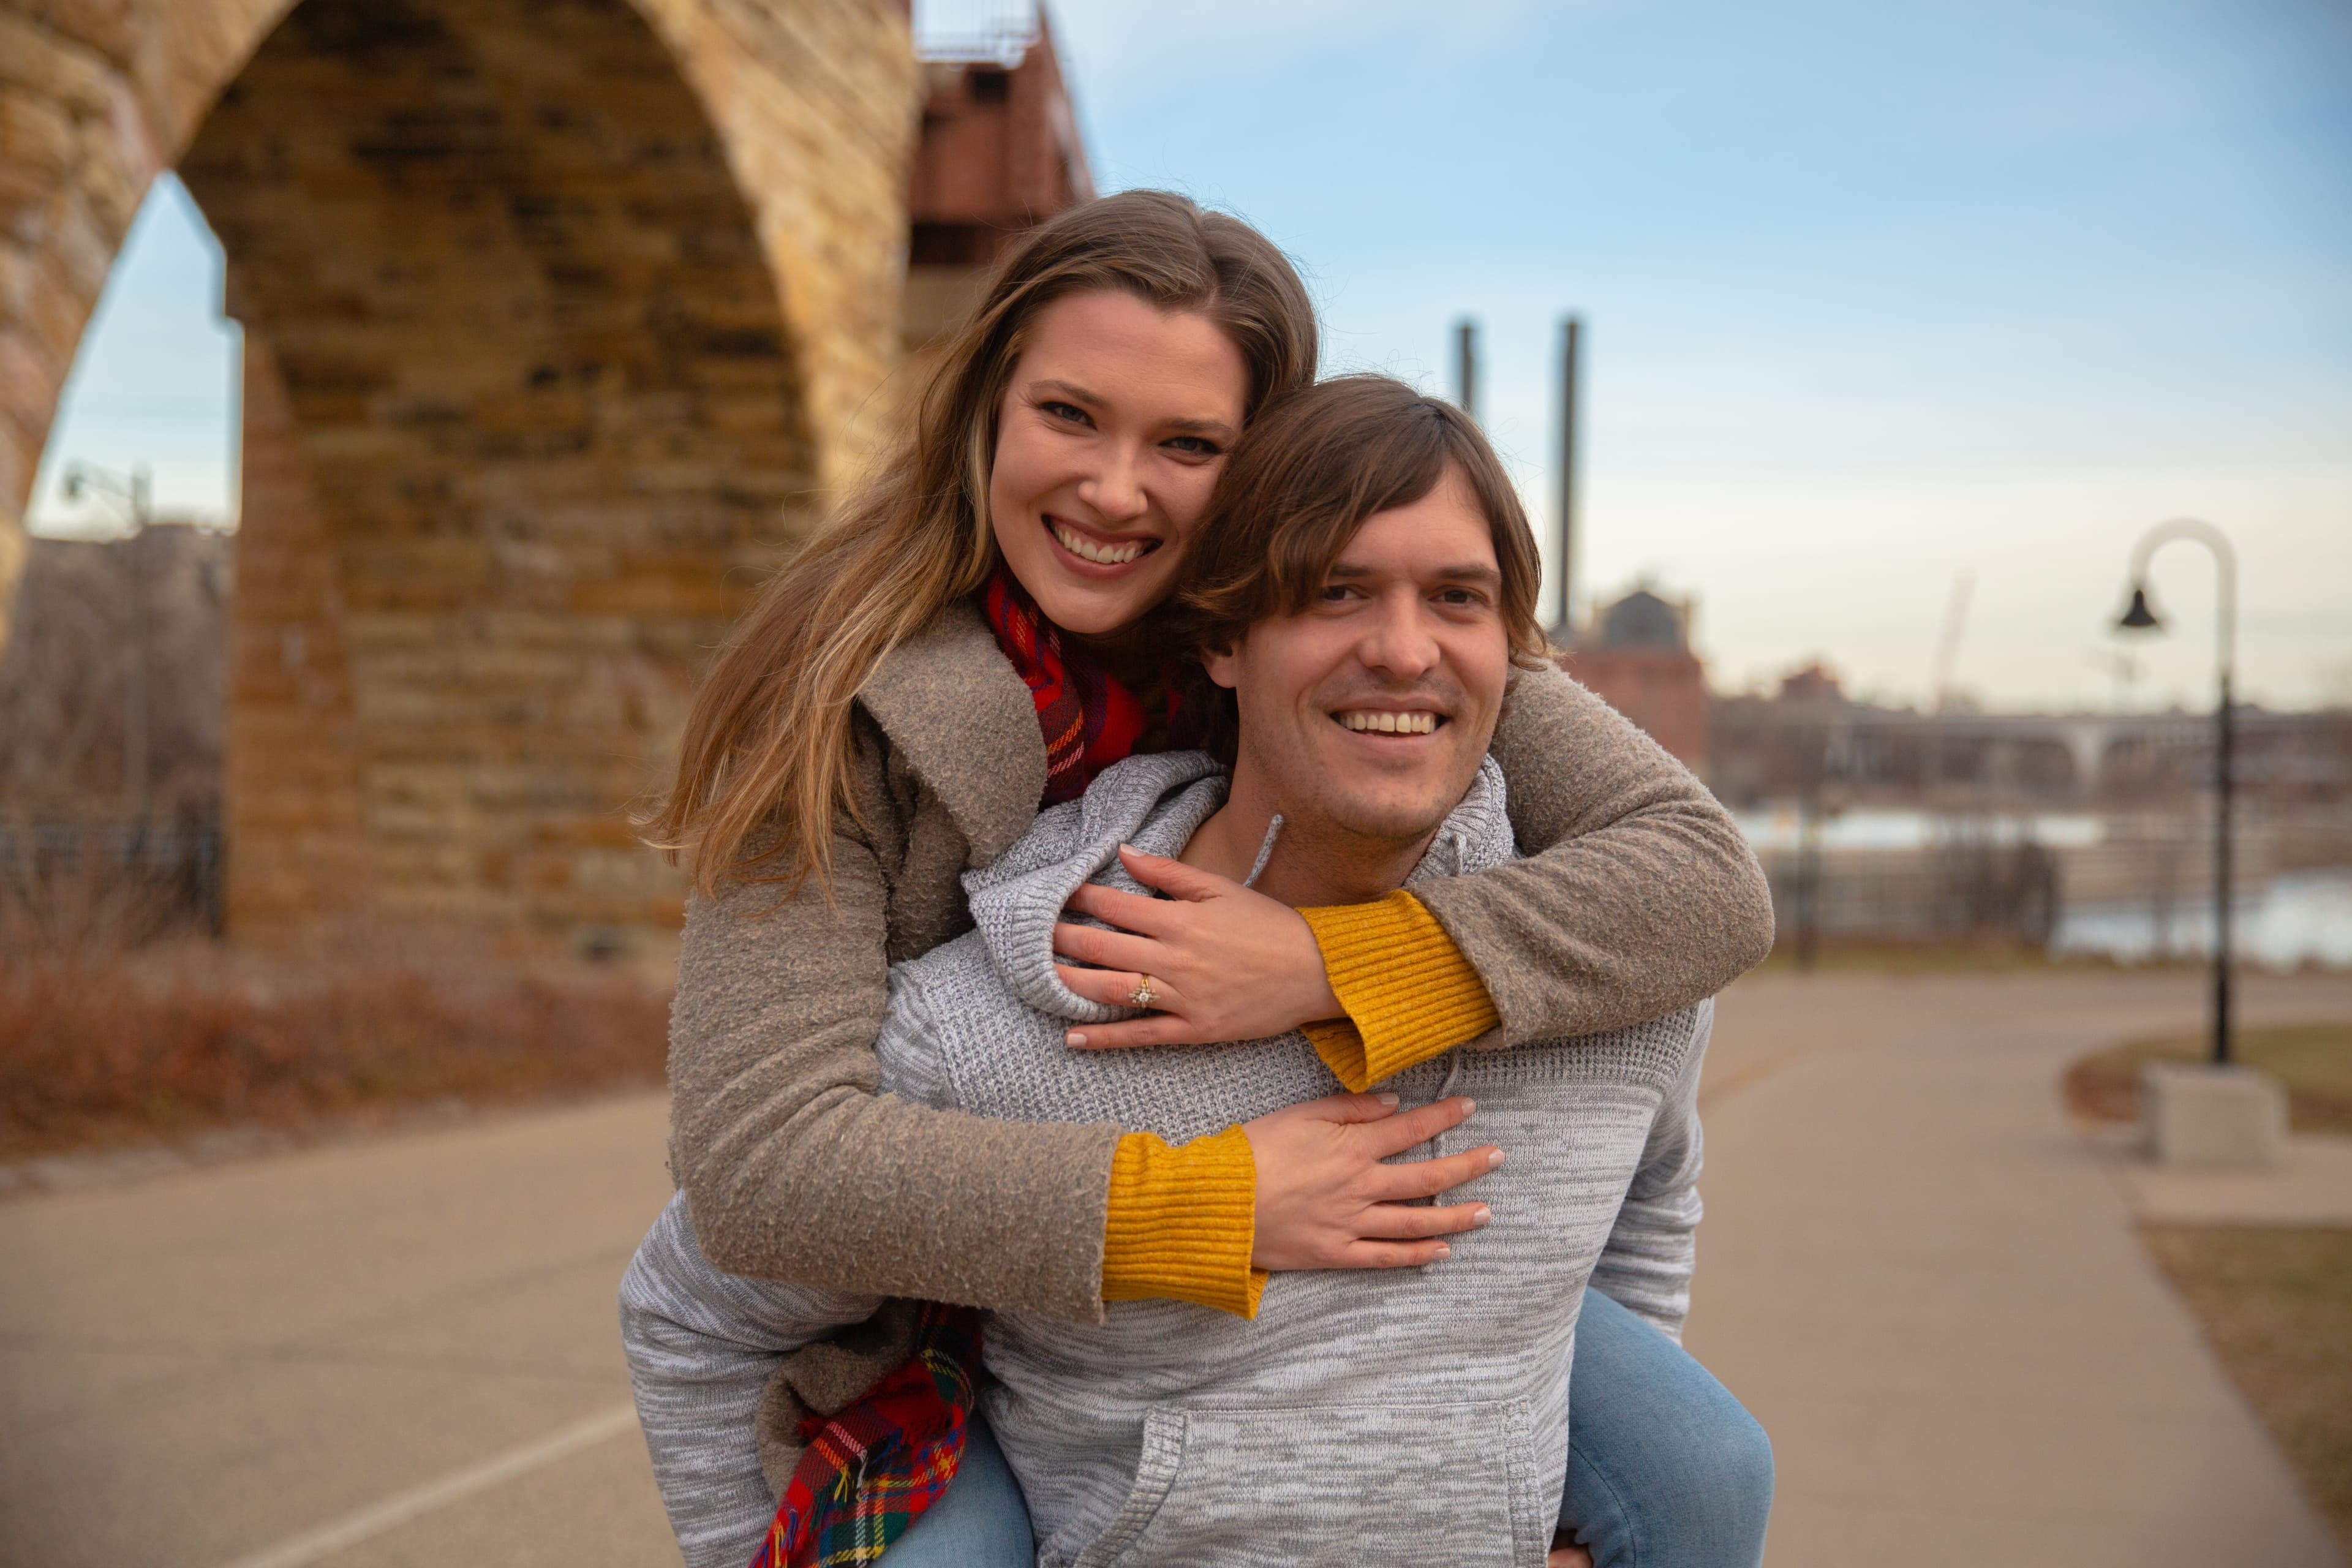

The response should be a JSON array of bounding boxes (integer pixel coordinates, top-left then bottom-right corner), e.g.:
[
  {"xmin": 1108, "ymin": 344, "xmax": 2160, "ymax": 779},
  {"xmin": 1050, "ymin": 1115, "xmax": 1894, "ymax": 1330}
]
[
  {"xmin": 901, "ymin": 15, "xmax": 1093, "ymax": 379},
  {"xmin": 1561, "ymin": 586, "xmax": 1711, "ymax": 774}
]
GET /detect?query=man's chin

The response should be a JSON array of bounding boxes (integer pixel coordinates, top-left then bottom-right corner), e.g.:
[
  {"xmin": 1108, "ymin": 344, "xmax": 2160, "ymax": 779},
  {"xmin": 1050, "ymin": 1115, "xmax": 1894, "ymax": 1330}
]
[{"xmin": 1319, "ymin": 790, "xmax": 1461, "ymax": 846}]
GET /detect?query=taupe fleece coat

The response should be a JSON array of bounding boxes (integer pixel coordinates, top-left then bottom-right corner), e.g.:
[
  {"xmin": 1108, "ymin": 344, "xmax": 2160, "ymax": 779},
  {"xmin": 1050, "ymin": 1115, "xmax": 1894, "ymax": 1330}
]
[{"xmin": 668, "ymin": 600, "xmax": 1770, "ymax": 1334}]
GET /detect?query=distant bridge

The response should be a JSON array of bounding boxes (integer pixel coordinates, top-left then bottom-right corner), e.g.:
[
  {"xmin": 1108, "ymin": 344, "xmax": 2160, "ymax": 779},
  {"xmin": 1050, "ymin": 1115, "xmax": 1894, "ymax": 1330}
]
[{"xmin": 1809, "ymin": 706, "xmax": 2339, "ymax": 798}]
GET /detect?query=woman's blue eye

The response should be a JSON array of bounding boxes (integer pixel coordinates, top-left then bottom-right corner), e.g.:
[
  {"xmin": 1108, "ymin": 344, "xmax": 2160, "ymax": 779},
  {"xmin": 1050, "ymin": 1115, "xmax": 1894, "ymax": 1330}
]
[
  {"xmin": 1166, "ymin": 435, "xmax": 1219, "ymax": 456},
  {"xmin": 1042, "ymin": 401, "xmax": 1088, "ymax": 423}
]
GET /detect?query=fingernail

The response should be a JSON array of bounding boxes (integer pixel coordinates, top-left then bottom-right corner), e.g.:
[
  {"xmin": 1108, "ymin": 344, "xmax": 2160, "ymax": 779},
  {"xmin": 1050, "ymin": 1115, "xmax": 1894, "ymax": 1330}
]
[
  {"xmin": 1458, "ymin": 1098, "xmax": 1476, "ymax": 1116},
  {"xmin": 1487, "ymin": 1148, "xmax": 1506, "ymax": 1169},
  {"xmin": 1376, "ymin": 1092, "xmax": 1400, "ymax": 1107},
  {"xmin": 1433, "ymin": 1243, "xmax": 1452, "ymax": 1259},
  {"xmin": 1066, "ymin": 1031, "xmax": 1087, "ymax": 1048},
  {"xmin": 1471, "ymin": 1206, "xmax": 1492, "ymax": 1227}
]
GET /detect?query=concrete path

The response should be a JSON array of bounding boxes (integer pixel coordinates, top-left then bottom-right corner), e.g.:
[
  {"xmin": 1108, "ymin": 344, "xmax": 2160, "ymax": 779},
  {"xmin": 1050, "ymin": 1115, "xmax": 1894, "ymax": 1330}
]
[
  {"xmin": 0, "ymin": 1093, "xmax": 680, "ymax": 1568},
  {"xmin": 2101, "ymin": 1129, "xmax": 2352, "ymax": 1226},
  {"xmin": 1684, "ymin": 969, "xmax": 2352, "ymax": 1567},
  {"xmin": 2, "ymin": 970, "xmax": 2346, "ymax": 1565}
]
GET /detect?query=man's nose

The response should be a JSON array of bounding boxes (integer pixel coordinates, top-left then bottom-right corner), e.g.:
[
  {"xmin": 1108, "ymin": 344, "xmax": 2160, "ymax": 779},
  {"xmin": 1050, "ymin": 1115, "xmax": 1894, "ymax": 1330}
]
[
  {"xmin": 1077, "ymin": 440, "xmax": 1149, "ymax": 524},
  {"xmin": 1357, "ymin": 595, "xmax": 1441, "ymax": 680}
]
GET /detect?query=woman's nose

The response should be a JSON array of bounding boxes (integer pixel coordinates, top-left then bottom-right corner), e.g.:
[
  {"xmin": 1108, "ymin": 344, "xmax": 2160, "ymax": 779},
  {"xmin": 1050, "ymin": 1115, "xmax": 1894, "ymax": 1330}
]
[{"xmin": 1077, "ymin": 442, "xmax": 1148, "ymax": 523}]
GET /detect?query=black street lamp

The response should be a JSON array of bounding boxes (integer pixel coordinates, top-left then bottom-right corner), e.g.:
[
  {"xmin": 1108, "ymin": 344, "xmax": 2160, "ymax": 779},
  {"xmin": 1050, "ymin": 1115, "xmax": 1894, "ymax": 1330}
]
[{"xmin": 2113, "ymin": 518, "xmax": 2237, "ymax": 1066}]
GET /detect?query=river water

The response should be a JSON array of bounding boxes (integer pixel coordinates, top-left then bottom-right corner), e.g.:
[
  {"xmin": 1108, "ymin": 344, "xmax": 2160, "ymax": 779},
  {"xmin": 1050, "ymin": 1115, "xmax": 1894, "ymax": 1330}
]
[{"xmin": 1731, "ymin": 808, "xmax": 2352, "ymax": 970}]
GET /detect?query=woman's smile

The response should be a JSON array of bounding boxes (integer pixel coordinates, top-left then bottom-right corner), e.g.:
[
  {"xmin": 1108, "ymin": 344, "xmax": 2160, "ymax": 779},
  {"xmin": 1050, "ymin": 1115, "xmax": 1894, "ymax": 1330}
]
[{"xmin": 1044, "ymin": 512, "xmax": 1163, "ymax": 571}]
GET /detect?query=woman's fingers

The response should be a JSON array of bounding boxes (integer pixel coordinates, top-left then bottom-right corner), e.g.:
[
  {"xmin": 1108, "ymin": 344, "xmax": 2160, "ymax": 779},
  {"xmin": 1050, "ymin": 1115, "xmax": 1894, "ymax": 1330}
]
[
  {"xmin": 1064, "ymin": 1016, "xmax": 1196, "ymax": 1050},
  {"xmin": 1298, "ymin": 1090, "xmax": 1406, "ymax": 1125},
  {"xmin": 1054, "ymin": 962, "xmax": 1181, "ymax": 1011},
  {"xmin": 1355, "ymin": 1198, "xmax": 1492, "ymax": 1240},
  {"xmin": 1116, "ymin": 843, "xmax": 1238, "ymax": 903},
  {"xmin": 1355, "ymin": 1095, "xmax": 1475, "ymax": 1159},
  {"xmin": 1051, "ymin": 920, "xmax": 1163, "ymax": 975},
  {"xmin": 1333, "ymin": 1238, "xmax": 1453, "ymax": 1269},
  {"xmin": 1366, "ymin": 1144, "xmax": 1502, "ymax": 1203},
  {"xmin": 1063, "ymin": 882, "xmax": 1178, "ymax": 936}
]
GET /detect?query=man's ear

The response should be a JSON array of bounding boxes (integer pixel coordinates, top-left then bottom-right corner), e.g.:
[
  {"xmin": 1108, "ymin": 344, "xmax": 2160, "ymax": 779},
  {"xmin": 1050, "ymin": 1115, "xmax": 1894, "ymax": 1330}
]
[{"xmin": 1201, "ymin": 639, "xmax": 1242, "ymax": 691}]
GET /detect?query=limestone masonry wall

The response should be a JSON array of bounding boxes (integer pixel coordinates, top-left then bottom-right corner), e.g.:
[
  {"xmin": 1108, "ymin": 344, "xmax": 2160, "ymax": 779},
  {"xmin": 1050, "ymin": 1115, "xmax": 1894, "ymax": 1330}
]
[{"xmin": 1, "ymin": 0, "xmax": 921, "ymax": 956}]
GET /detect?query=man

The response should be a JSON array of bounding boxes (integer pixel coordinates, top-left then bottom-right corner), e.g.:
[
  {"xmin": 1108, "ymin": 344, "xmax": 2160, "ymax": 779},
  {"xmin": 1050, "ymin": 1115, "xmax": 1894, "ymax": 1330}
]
[{"xmin": 623, "ymin": 375, "xmax": 1717, "ymax": 1568}]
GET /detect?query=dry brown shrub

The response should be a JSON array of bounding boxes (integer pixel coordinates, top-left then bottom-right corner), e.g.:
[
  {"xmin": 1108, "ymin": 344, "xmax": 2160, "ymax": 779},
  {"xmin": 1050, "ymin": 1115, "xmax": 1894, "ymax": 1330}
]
[{"xmin": 0, "ymin": 936, "xmax": 670, "ymax": 1162}]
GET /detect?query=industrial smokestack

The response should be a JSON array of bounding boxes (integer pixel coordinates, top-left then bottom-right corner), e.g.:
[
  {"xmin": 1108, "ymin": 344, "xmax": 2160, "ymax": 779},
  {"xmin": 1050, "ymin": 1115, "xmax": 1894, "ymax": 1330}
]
[
  {"xmin": 1553, "ymin": 315, "xmax": 1581, "ymax": 644},
  {"xmin": 1453, "ymin": 318, "xmax": 1478, "ymax": 420}
]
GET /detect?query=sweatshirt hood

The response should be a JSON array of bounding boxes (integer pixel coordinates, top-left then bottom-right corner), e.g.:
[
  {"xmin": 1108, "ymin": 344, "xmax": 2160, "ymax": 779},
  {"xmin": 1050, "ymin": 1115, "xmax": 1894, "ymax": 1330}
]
[{"xmin": 962, "ymin": 748, "xmax": 1512, "ymax": 1024}]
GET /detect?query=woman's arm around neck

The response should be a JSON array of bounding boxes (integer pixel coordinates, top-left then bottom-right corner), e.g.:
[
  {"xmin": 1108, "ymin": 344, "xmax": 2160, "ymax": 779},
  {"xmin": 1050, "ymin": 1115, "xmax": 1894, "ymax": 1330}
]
[{"xmin": 1412, "ymin": 661, "xmax": 1774, "ymax": 1045}]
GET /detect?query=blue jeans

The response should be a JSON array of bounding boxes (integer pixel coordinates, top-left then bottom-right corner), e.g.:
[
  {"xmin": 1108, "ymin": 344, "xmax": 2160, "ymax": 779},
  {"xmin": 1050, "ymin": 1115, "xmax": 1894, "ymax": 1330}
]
[
  {"xmin": 881, "ymin": 1289, "xmax": 1771, "ymax": 1567},
  {"xmin": 1558, "ymin": 1288, "xmax": 1773, "ymax": 1567}
]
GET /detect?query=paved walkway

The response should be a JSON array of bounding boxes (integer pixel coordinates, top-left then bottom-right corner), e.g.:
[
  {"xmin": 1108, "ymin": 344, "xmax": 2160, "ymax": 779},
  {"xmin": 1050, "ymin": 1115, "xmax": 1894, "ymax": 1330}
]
[
  {"xmin": 2100, "ymin": 1128, "xmax": 2352, "ymax": 1226},
  {"xmin": 0, "ymin": 1093, "xmax": 680, "ymax": 1568},
  {"xmin": 1, "ymin": 970, "xmax": 2346, "ymax": 1565},
  {"xmin": 1685, "ymin": 968, "xmax": 2352, "ymax": 1567}
]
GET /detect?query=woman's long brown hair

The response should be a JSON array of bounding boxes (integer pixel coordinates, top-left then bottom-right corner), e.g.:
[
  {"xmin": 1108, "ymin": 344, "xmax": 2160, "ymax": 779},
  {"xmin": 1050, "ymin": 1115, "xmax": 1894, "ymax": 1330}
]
[{"xmin": 646, "ymin": 190, "xmax": 1318, "ymax": 896}]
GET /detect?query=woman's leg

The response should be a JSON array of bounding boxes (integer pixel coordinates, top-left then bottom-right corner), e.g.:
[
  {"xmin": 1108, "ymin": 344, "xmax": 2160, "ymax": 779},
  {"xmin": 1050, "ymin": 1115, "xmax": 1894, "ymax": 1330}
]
[
  {"xmin": 1558, "ymin": 1288, "xmax": 1774, "ymax": 1568},
  {"xmin": 876, "ymin": 1411, "xmax": 1035, "ymax": 1567}
]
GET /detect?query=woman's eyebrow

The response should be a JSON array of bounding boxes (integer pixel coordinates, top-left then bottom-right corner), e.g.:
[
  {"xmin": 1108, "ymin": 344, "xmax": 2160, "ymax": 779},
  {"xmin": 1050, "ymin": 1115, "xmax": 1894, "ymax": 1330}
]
[
  {"xmin": 1162, "ymin": 415, "xmax": 1238, "ymax": 440},
  {"xmin": 1029, "ymin": 377, "xmax": 1102, "ymax": 407}
]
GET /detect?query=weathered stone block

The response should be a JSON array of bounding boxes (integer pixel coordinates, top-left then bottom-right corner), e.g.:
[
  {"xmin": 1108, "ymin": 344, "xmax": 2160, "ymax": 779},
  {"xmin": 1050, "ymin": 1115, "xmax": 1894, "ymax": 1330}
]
[{"xmin": 2141, "ymin": 1063, "xmax": 2289, "ymax": 1170}]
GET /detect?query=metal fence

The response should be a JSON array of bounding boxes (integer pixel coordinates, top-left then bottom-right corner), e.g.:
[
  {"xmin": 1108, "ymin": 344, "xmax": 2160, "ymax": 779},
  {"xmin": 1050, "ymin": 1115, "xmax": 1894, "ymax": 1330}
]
[{"xmin": 0, "ymin": 813, "xmax": 225, "ymax": 943}]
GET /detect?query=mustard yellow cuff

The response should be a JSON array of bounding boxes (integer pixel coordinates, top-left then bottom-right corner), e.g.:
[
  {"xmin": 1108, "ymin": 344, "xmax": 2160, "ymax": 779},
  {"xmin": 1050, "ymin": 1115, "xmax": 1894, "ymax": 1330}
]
[
  {"xmin": 1101, "ymin": 1126, "xmax": 1265, "ymax": 1319},
  {"xmin": 1297, "ymin": 889, "xmax": 1502, "ymax": 1091}
]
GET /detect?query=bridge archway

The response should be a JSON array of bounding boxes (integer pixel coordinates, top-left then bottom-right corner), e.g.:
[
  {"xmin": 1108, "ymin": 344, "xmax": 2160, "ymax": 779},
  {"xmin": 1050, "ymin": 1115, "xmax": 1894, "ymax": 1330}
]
[{"xmin": 1, "ymin": 0, "xmax": 915, "ymax": 954}]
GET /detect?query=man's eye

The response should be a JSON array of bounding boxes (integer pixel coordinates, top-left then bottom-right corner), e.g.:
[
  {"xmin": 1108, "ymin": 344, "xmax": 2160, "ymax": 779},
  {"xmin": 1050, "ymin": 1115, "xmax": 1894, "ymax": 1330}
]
[{"xmin": 1320, "ymin": 584, "xmax": 1359, "ymax": 601}]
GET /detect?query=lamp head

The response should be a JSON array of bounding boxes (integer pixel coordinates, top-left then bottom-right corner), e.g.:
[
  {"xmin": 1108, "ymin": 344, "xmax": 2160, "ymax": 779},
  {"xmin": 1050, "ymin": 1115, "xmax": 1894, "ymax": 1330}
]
[{"xmin": 2117, "ymin": 585, "xmax": 2162, "ymax": 632}]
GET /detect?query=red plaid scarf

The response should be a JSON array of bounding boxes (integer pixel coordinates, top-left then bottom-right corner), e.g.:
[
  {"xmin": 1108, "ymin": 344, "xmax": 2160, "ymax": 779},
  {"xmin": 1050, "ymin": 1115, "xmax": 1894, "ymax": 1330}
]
[
  {"xmin": 753, "ymin": 1305, "xmax": 984, "ymax": 1568},
  {"xmin": 982, "ymin": 569, "xmax": 1153, "ymax": 805}
]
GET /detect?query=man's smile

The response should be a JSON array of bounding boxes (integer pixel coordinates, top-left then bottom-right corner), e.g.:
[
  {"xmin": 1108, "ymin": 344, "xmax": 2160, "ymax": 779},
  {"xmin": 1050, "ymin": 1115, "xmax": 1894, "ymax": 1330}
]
[{"xmin": 1332, "ymin": 708, "xmax": 1448, "ymax": 736}]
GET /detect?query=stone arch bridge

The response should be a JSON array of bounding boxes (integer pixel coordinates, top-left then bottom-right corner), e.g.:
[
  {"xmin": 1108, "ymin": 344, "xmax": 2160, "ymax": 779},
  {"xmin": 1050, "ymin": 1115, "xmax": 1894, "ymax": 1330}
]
[{"xmin": 1, "ymin": 0, "xmax": 920, "ymax": 955}]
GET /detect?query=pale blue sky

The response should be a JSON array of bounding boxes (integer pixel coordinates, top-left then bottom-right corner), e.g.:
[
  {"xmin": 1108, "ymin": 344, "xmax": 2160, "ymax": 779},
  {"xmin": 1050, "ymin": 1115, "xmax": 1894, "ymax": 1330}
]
[{"xmin": 29, "ymin": 0, "xmax": 2352, "ymax": 709}]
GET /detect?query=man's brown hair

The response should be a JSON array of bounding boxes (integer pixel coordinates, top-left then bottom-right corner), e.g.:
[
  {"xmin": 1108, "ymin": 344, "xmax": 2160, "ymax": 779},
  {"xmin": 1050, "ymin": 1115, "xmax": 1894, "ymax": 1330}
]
[{"xmin": 1172, "ymin": 374, "xmax": 1553, "ymax": 685}]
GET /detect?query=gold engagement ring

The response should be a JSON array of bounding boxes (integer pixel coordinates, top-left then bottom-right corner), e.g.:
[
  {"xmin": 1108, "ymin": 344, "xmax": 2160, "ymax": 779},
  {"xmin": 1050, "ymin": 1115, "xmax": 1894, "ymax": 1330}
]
[{"xmin": 1127, "ymin": 974, "xmax": 1158, "ymax": 1009}]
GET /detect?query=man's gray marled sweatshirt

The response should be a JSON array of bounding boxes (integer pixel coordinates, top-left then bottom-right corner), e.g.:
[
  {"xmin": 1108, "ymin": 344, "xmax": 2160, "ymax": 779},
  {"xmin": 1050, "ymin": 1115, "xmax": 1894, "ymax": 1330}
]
[{"xmin": 620, "ymin": 752, "xmax": 1711, "ymax": 1568}]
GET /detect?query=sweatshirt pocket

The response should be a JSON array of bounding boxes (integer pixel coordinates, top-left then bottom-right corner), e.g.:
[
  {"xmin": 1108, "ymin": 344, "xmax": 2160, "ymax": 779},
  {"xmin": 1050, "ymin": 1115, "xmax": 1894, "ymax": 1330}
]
[{"xmin": 1068, "ymin": 1396, "xmax": 1544, "ymax": 1568}]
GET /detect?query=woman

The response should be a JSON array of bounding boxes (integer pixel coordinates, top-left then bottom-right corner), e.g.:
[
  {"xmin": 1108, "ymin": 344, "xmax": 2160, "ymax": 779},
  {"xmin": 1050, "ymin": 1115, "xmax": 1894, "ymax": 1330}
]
[{"xmin": 646, "ymin": 190, "xmax": 1775, "ymax": 1567}]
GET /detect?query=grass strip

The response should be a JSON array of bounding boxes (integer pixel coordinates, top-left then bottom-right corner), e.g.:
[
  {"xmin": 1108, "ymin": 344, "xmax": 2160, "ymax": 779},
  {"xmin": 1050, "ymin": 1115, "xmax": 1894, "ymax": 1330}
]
[
  {"xmin": 2143, "ymin": 1225, "xmax": 2352, "ymax": 1557},
  {"xmin": 2065, "ymin": 1021, "xmax": 2352, "ymax": 1133}
]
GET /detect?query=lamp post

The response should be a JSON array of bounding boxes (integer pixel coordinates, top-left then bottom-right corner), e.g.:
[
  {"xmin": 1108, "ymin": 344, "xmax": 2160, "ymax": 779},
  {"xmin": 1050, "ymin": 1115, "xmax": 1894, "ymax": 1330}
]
[{"xmin": 2113, "ymin": 518, "xmax": 2236, "ymax": 1066}]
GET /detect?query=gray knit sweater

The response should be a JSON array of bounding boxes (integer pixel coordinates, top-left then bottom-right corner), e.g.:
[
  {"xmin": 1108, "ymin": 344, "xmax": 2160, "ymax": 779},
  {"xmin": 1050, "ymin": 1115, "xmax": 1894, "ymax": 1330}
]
[{"xmin": 622, "ymin": 752, "xmax": 1709, "ymax": 1568}]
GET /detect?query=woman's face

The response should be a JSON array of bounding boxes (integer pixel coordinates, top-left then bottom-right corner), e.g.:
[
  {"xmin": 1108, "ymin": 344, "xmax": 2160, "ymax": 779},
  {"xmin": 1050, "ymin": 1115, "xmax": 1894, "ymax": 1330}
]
[{"xmin": 987, "ymin": 290, "xmax": 1249, "ymax": 636}]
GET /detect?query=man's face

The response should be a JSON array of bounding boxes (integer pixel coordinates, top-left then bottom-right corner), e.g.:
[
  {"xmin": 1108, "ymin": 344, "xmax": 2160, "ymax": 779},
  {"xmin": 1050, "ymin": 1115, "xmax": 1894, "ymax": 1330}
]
[{"xmin": 1205, "ymin": 466, "xmax": 1512, "ymax": 847}]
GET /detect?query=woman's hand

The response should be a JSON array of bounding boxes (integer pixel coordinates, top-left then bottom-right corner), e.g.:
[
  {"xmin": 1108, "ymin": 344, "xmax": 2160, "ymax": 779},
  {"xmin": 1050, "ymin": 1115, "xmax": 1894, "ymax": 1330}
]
[
  {"xmin": 1054, "ymin": 845, "xmax": 1343, "ymax": 1049},
  {"xmin": 1242, "ymin": 1091, "xmax": 1499, "ymax": 1271}
]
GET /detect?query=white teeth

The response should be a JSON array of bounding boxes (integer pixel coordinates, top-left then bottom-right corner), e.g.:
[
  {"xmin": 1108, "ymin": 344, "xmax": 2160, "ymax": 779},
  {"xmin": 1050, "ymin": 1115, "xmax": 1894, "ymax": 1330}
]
[
  {"xmin": 1052, "ymin": 521, "xmax": 1146, "ymax": 566},
  {"xmin": 1338, "ymin": 710, "xmax": 1439, "ymax": 735}
]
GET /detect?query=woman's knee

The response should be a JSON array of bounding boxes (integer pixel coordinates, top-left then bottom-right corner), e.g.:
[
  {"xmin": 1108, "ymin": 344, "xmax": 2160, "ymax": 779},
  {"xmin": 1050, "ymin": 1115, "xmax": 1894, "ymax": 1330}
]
[
  {"xmin": 1693, "ymin": 1395, "xmax": 1774, "ymax": 1539},
  {"xmin": 1561, "ymin": 1292, "xmax": 1774, "ymax": 1567}
]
